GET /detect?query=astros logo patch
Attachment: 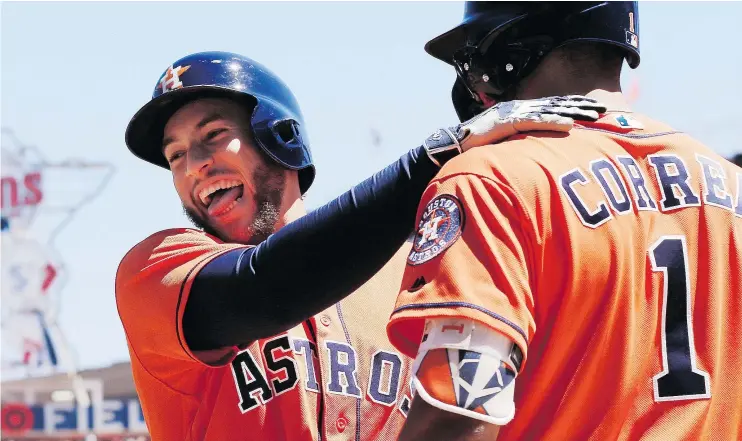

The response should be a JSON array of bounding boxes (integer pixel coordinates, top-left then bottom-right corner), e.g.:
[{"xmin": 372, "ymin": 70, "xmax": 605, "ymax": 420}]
[{"xmin": 408, "ymin": 194, "xmax": 464, "ymax": 265}]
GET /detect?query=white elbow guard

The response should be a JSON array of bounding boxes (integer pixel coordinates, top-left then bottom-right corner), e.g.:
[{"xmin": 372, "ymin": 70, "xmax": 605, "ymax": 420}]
[{"xmin": 410, "ymin": 318, "xmax": 524, "ymax": 426}]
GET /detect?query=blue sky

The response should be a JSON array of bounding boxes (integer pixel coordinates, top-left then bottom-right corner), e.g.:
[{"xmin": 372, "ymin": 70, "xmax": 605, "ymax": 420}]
[{"xmin": 2, "ymin": 1, "xmax": 741, "ymax": 370}]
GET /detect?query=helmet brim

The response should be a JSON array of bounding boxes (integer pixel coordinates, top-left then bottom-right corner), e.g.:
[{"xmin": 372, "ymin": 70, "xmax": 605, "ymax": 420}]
[
  {"xmin": 124, "ymin": 85, "xmax": 255, "ymax": 170},
  {"xmin": 424, "ymin": 23, "xmax": 468, "ymax": 65},
  {"xmin": 425, "ymin": 4, "xmax": 531, "ymax": 65}
]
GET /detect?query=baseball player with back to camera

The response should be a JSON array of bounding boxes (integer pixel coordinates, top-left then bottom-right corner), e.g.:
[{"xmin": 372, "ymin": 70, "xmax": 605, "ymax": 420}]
[
  {"xmin": 116, "ymin": 48, "xmax": 606, "ymax": 440},
  {"xmin": 386, "ymin": 2, "xmax": 742, "ymax": 441}
]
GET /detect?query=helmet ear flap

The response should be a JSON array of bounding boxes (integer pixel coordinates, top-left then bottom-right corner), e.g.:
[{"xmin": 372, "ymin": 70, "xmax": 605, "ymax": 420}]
[
  {"xmin": 252, "ymin": 103, "xmax": 315, "ymax": 194},
  {"xmin": 271, "ymin": 119, "xmax": 304, "ymax": 149},
  {"xmin": 468, "ymin": 35, "xmax": 554, "ymax": 103},
  {"xmin": 452, "ymin": 77, "xmax": 483, "ymax": 122},
  {"xmin": 251, "ymin": 98, "xmax": 313, "ymax": 173}
]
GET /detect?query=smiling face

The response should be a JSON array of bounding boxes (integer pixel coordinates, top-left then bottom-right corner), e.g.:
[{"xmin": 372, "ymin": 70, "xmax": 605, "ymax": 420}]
[{"xmin": 162, "ymin": 97, "xmax": 289, "ymax": 244}]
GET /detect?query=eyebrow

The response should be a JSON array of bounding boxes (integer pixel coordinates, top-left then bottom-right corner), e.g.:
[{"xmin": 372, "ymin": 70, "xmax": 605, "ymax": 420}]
[{"xmin": 162, "ymin": 112, "xmax": 227, "ymax": 152}]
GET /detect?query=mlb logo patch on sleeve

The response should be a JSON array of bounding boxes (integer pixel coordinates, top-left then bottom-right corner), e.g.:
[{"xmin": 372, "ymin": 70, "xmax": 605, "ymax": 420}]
[{"xmin": 408, "ymin": 194, "xmax": 465, "ymax": 265}]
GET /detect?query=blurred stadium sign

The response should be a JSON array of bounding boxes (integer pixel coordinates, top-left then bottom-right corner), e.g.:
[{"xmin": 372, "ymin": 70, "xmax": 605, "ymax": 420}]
[
  {"xmin": 1, "ymin": 128, "xmax": 116, "ymax": 438},
  {"xmin": 1, "ymin": 397, "xmax": 147, "ymax": 440}
]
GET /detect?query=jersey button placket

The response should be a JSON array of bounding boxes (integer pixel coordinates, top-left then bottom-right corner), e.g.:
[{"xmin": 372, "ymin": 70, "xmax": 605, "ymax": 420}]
[{"xmin": 316, "ymin": 308, "xmax": 356, "ymax": 441}]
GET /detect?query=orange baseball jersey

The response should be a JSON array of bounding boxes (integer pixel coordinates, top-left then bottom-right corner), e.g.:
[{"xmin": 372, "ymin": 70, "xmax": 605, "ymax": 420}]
[
  {"xmin": 116, "ymin": 228, "xmax": 414, "ymax": 441},
  {"xmin": 387, "ymin": 113, "xmax": 742, "ymax": 440}
]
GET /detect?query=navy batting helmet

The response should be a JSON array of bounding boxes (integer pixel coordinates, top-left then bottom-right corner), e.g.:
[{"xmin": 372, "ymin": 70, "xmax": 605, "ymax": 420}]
[
  {"xmin": 125, "ymin": 51, "xmax": 315, "ymax": 194},
  {"xmin": 427, "ymin": 2, "xmax": 641, "ymax": 121}
]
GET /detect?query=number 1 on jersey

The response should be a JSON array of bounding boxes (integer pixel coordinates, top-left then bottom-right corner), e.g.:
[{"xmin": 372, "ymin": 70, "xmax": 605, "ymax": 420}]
[{"xmin": 649, "ymin": 236, "xmax": 711, "ymax": 402}]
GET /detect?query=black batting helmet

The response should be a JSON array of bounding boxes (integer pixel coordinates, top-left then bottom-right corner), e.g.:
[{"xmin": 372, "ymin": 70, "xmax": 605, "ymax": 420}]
[
  {"xmin": 427, "ymin": 2, "xmax": 641, "ymax": 121},
  {"xmin": 125, "ymin": 51, "xmax": 315, "ymax": 194}
]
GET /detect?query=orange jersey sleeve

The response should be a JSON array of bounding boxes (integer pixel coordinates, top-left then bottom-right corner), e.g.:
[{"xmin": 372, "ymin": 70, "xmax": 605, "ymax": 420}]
[
  {"xmin": 387, "ymin": 158, "xmax": 538, "ymax": 368},
  {"xmin": 116, "ymin": 231, "xmax": 417, "ymax": 441},
  {"xmin": 388, "ymin": 112, "xmax": 742, "ymax": 441},
  {"xmin": 116, "ymin": 228, "xmax": 247, "ymax": 370}
]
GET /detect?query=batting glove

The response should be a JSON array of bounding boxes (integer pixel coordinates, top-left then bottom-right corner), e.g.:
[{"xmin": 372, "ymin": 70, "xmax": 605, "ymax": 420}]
[{"xmin": 423, "ymin": 95, "xmax": 607, "ymax": 166}]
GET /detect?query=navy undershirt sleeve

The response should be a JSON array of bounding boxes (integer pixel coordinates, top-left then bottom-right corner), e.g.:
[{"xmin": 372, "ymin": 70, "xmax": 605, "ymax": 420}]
[{"xmin": 184, "ymin": 145, "xmax": 439, "ymax": 350}]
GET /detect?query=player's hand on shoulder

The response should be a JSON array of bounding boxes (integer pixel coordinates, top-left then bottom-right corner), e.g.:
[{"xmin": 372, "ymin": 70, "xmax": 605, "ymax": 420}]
[
  {"xmin": 460, "ymin": 95, "xmax": 607, "ymax": 150},
  {"xmin": 423, "ymin": 95, "xmax": 607, "ymax": 164}
]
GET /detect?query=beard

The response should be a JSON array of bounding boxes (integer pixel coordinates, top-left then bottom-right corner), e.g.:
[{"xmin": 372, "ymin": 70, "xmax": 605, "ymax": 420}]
[{"xmin": 183, "ymin": 162, "xmax": 286, "ymax": 245}]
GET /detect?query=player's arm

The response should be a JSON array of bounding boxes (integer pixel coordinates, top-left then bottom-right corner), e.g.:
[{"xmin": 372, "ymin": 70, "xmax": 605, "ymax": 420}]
[
  {"xmin": 399, "ymin": 398, "xmax": 500, "ymax": 441},
  {"xmin": 183, "ymin": 97, "xmax": 599, "ymax": 352},
  {"xmin": 396, "ymin": 319, "xmax": 522, "ymax": 441},
  {"xmin": 387, "ymin": 164, "xmax": 539, "ymax": 439}
]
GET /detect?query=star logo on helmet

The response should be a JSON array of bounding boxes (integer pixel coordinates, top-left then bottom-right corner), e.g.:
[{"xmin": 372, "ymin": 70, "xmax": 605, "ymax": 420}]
[{"xmin": 159, "ymin": 64, "xmax": 191, "ymax": 93}]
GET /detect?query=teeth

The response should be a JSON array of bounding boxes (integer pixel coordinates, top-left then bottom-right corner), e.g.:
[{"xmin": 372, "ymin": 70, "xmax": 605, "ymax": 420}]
[
  {"xmin": 221, "ymin": 197, "xmax": 242, "ymax": 214},
  {"xmin": 198, "ymin": 179, "xmax": 242, "ymax": 205}
]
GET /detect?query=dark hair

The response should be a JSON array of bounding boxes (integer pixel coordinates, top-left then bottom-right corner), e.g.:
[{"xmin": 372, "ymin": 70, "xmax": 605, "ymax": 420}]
[{"xmin": 556, "ymin": 41, "xmax": 626, "ymax": 80}]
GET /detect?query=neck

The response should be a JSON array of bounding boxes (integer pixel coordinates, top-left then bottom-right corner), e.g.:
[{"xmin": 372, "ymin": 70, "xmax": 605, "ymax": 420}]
[
  {"xmin": 585, "ymin": 89, "xmax": 632, "ymax": 113},
  {"xmin": 277, "ymin": 196, "xmax": 307, "ymax": 229},
  {"xmin": 521, "ymin": 83, "xmax": 632, "ymax": 114},
  {"xmin": 516, "ymin": 57, "xmax": 631, "ymax": 112},
  {"xmin": 274, "ymin": 174, "xmax": 306, "ymax": 230}
]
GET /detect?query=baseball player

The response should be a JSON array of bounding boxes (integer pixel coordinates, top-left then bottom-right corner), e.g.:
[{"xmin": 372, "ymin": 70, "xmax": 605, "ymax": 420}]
[
  {"xmin": 116, "ymin": 50, "xmax": 606, "ymax": 440},
  {"xmin": 387, "ymin": 2, "xmax": 742, "ymax": 441}
]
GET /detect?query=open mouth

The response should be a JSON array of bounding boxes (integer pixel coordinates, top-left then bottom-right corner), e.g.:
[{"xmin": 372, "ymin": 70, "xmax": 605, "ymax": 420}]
[{"xmin": 198, "ymin": 179, "xmax": 245, "ymax": 217}]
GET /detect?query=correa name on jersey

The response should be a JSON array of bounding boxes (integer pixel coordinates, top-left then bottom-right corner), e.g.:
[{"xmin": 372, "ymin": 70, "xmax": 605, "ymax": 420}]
[
  {"xmin": 230, "ymin": 334, "xmax": 412, "ymax": 415},
  {"xmin": 408, "ymin": 194, "xmax": 465, "ymax": 265},
  {"xmin": 560, "ymin": 153, "xmax": 742, "ymax": 229}
]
